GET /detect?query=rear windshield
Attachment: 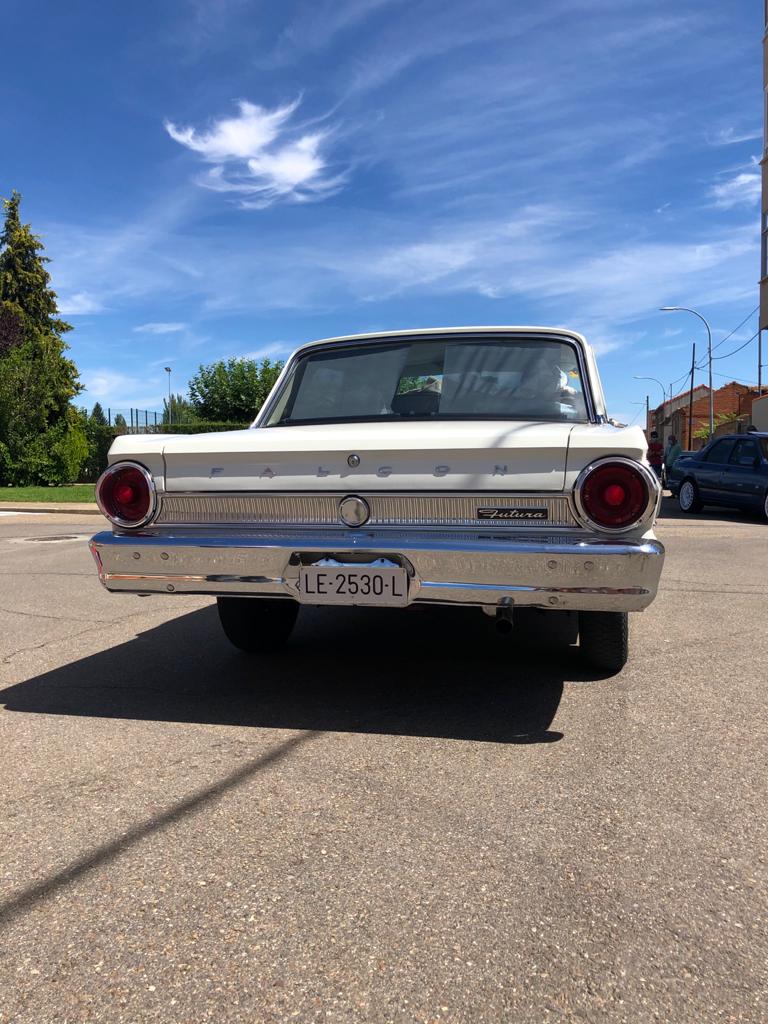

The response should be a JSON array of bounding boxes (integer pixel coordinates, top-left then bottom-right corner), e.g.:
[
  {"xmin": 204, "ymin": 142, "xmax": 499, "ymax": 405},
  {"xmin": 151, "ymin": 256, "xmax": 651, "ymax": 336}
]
[{"xmin": 264, "ymin": 337, "xmax": 588, "ymax": 426}]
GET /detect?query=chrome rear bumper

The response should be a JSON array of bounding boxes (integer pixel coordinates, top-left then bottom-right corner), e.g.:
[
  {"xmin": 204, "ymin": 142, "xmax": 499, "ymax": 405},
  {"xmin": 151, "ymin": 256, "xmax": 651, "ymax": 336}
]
[{"xmin": 89, "ymin": 528, "xmax": 665, "ymax": 612}]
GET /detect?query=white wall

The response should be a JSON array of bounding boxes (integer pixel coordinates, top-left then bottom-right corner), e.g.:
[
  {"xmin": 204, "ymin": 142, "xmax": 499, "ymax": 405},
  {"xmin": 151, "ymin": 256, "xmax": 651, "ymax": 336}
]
[{"xmin": 753, "ymin": 394, "xmax": 768, "ymax": 430}]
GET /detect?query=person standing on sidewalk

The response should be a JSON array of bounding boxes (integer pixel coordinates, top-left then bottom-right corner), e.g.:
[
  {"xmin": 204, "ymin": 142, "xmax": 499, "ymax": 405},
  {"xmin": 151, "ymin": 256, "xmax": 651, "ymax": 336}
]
[
  {"xmin": 647, "ymin": 430, "xmax": 664, "ymax": 479},
  {"xmin": 665, "ymin": 434, "xmax": 681, "ymax": 472}
]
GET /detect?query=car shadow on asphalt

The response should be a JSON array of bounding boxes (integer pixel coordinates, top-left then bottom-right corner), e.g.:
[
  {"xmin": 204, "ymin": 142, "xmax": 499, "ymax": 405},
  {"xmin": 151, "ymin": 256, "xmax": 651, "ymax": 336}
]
[{"xmin": 0, "ymin": 603, "xmax": 613, "ymax": 745}]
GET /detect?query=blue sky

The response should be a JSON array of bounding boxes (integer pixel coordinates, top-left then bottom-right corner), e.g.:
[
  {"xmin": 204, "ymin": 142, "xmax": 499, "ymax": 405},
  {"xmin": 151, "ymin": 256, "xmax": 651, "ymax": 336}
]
[{"xmin": 1, "ymin": 0, "xmax": 763, "ymax": 425}]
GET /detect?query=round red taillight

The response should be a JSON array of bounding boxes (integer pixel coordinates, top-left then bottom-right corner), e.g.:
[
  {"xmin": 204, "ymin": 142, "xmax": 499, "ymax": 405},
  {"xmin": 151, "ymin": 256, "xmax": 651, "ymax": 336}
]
[
  {"xmin": 96, "ymin": 463, "xmax": 155, "ymax": 528},
  {"xmin": 578, "ymin": 461, "xmax": 651, "ymax": 530}
]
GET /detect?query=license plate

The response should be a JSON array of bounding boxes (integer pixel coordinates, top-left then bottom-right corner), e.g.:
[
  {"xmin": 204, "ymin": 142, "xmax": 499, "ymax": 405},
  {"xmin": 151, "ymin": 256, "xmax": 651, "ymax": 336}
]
[{"xmin": 298, "ymin": 564, "xmax": 409, "ymax": 607}]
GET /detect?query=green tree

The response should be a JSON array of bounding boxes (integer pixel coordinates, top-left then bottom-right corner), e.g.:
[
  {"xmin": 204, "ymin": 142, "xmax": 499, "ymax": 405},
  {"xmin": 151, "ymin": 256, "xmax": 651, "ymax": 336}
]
[
  {"xmin": 692, "ymin": 413, "xmax": 736, "ymax": 442},
  {"xmin": 163, "ymin": 392, "xmax": 197, "ymax": 425},
  {"xmin": 0, "ymin": 191, "xmax": 85, "ymax": 484},
  {"xmin": 114, "ymin": 413, "xmax": 128, "ymax": 432},
  {"xmin": 188, "ymin": 357, "xmax": 283, "ymax": 422},
  {"xmin": 90, "ymin": 401, "xmax": 107, "ymax": 425}
]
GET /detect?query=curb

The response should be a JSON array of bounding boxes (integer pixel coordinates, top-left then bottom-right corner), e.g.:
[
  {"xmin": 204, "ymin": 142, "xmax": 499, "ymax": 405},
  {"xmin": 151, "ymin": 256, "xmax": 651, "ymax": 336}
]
[{"xmin": 0, "ymin": 506, "xmax": 103, "ymax": 516}]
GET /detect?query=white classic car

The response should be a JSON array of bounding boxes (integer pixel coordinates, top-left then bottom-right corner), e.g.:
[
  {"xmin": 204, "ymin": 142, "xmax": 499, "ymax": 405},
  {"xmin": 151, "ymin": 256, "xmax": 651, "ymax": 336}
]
[{"xmin": 90, "ymin": 327, "xmax": 664, "ymax": 672}]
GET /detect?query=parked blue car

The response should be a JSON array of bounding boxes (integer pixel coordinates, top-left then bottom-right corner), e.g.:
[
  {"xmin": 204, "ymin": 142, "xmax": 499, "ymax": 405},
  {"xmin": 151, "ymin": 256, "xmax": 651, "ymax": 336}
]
[{"xmin": 667, "ymin": 432, "xmax": 768, "ymax": 521}]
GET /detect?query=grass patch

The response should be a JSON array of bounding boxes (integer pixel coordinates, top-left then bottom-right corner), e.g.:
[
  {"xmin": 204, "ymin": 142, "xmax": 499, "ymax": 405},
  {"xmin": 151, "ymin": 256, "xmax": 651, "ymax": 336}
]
[{"xmin": 0, "ymin": 485, "xmax": 96, "ymax": 503}]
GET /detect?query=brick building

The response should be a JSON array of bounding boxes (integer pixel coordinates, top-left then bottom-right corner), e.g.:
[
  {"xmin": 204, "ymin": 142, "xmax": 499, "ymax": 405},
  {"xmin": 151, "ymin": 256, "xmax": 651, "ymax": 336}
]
[{"xmin": 647, "ymin": 381, "xmax": 763, "ymax": 449}]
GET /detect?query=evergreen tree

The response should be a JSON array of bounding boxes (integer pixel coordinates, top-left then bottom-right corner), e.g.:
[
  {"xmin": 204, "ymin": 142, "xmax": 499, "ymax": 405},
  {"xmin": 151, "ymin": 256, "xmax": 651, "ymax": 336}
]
[
  {"xmin": 0, "ymin": 191, "xmax": 86, "ymax": 484},
  {"xmin": 0, "ymin": 192, "xmax": 73, "ymax": 339},
  {"xmin": 90, "ymin": 402, "xmax": 107, "ymax": 425},
  {"xmin": 114, "ymin": 413, "xmax": 128, "ymax": 431}
]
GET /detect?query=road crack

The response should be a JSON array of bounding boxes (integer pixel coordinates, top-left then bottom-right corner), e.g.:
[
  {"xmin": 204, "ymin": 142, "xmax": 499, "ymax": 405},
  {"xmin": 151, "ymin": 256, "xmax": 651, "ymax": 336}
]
[{"xmin": 0, "ymin": 604, "xmax": 113, "ymax": 624}]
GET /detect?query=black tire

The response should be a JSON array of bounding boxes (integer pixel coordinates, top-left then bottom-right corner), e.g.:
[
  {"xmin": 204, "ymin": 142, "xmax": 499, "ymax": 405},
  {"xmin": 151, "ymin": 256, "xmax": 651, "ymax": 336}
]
[
  {"xmin": 216, "ymin": 597, "xmax": 298, "ymax": 653},
  {"xmin": 678, "ymin": 478, "xmax": 703, "ymax": 514},
  {"xmin": 579, "ymin": 611, "xmax": 629, "ymax": 673}
]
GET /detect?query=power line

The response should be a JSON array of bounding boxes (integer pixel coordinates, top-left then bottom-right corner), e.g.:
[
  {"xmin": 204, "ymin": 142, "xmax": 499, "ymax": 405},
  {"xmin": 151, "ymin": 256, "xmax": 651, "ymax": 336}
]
[
  {"xmin": 709, "ymin": 305, "xmax": 758, "ymax": 354},
  {"xmin": 712, "ymin": 371, "xmax": 760, "ymax": 385},
  {"xmin": 668, "ymin": 365, "xmax": 694, "ymax": 393},
  {"xmin": 628, "ymin": 406, "xmax": 644, "ymax": 426},
  {"xmin": 711, "ymin": 330, "xmax": 758, "ymax": 361},
  {"xmin": 688, "ymin": 306, "xmax": 758, "ymax": 371},
  {"xmin": 645, "ymin": 306, "xmax": 761, "ymax": 401}
]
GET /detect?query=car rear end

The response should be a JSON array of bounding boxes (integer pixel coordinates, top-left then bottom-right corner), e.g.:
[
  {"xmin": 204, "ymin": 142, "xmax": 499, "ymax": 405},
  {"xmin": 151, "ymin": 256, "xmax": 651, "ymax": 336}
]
[{"xmin": 89, "ymin": 327, "xmax": 664, "ymax": 671}]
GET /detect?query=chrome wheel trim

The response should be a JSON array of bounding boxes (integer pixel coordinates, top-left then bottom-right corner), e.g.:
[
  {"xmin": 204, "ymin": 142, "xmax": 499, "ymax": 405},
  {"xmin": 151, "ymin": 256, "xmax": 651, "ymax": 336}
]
[{"xmin": 679, "ymin": 480, "xmax": 695, "ymax": 511}]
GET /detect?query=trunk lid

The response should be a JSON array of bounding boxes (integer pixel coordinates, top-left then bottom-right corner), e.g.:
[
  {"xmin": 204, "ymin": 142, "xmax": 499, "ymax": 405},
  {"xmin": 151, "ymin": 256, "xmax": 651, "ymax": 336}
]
[{"xmin": 162, "ymin": 421, "xmax": 573, "ymax": 492}]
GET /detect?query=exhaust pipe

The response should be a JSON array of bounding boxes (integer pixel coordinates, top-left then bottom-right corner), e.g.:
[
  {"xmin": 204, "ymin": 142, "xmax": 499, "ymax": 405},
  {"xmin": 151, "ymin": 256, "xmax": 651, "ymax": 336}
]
[{"xmin": 493, "ymin": 598, "xmax": 514, "ymax": 633}]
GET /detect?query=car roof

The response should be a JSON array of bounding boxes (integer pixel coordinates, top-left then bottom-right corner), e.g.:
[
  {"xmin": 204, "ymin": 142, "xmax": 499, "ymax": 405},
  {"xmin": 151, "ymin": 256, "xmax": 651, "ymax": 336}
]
[
  {"xmin": 709, "ymin": 433, "xmax": 768, "ymax": 440},
  {"xmin": 303, "ymin": 325, "xmax": 588, "ymax": 348}
]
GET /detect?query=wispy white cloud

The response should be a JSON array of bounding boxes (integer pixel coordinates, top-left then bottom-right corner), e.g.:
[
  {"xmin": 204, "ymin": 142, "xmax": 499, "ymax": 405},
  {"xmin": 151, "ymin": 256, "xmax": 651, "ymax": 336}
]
[
  {"xmin": 239, "ymin": 342, "xmax": 292, "ymax": 361},
  {"xmin": 81, "ymin": 369, "xmax": 141, "ymax": 397},
  {"xmin": 165, "ymin": 99, "xmax": 346, "ymax": 207},
  {"xmin": 345, "ymin": 2, "xmax": 568, "ymax": 95},
  {"xmin": 708, "ymin": 126, "xmax": 762, "ymax": 146},
  {"xmin": 304, "ymin": 211, "xmax": 757, "ymax": 336},
  {"xmin": 134, "ymin": 322, "xmax": 187, "ymax": 334},
  {"xmin": 43, "ymin": 0, "xmax": 758, "ymax": 376},
  {"xmin": 58, "ymin": 291, "xmax": 103, "ymax": 315},
  {"xmin": 80, "ymin": 368, "xmax": 164, "ymax": 411},
  {"xmin": 709, "ymin": 169, "xmax": 761, "ymax": 208},
  {"xmin": 334, "ymin": 1, "xmax": 698, "ymax": 212},
  {"xmin": 46, "ymin": 184, "xmax": 758, "ymax": 352},
  {"xmin": 166, "ymin": 99, "xmax": 297, "ymax": 162},
  {"xmin": 260, "ymin": 0, "xmax": 404, "ymax": 68}
]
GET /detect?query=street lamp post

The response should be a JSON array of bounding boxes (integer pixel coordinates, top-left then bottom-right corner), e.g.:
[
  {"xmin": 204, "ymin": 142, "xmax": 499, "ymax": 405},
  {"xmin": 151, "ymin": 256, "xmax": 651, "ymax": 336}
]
[
  {"xmin": 660, "ymin": 307, "xmax": 713, "ymax": 439},
  {"xmin": 632, "ymin": 376, "xmax": 665, "ymax": 434},
  {"xmin": 633, "ymin": 375, "xmax": 665, "ymax": 403},
  {"xmin": 164, "ymin": 367, "xmax": 172, "ymax": 426}
]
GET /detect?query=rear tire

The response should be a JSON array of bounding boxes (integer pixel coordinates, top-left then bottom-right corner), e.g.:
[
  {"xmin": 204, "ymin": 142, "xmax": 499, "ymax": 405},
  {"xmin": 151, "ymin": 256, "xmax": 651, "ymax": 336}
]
[
  {"xmin": 579, "ymin": 611, "xmax": 629, "ymax": 674},
  {"xmin": 217, "ymin": 597, "xmax": 298, "ymax": 653},
  {"xmin": 678, "ymin": 479, "xmax": 703, "ymax": 514}
]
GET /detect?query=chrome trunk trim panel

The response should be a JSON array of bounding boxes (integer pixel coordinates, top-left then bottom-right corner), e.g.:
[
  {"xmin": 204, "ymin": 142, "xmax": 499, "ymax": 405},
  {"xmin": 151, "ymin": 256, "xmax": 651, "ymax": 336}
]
[{"xmin": 154, "ymin": 492, "xmax": 579, "ymax": 529}]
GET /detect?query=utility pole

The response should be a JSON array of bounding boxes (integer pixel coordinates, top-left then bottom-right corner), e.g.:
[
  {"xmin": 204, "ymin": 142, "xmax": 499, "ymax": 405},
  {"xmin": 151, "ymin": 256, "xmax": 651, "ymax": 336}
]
[
  {"xmin": 660, "ymin": 307, "xmax": 713, "ymax": 438},
  {"xmin": 645, "ymin": 394, "xmax": 650, "ymax": 433},
  {"xmin": 688, "ymin": 343, "xmax": 696, "ymax": 449},
  {"xmin": 759, "ymin": 330, "xmax": 763, "ymax": 395}
]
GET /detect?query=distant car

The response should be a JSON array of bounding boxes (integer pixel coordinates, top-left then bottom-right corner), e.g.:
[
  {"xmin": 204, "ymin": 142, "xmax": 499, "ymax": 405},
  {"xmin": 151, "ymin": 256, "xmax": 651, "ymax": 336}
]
[
  {"xmin": 89, "ymin": 326, "xmax": 665, "ymax": 673},
  {"xmin": 667, "ymin": 433, "xmax": 768, "ymax": 521}
]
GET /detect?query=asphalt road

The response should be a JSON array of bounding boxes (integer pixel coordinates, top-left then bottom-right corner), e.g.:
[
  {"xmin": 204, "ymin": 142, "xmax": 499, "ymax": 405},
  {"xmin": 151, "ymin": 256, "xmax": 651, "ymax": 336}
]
[{"xmin": 0, "ymin": 503, "xmax": 766, "ymax": 1024}]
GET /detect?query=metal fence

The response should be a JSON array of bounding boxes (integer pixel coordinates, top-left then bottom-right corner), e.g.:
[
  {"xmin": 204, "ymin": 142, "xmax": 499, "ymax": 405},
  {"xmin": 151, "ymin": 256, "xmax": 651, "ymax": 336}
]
[{"xmin": 105, "ymin": 408, "xmax": 196, "ymax": 433}]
